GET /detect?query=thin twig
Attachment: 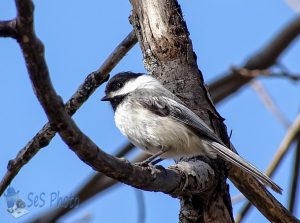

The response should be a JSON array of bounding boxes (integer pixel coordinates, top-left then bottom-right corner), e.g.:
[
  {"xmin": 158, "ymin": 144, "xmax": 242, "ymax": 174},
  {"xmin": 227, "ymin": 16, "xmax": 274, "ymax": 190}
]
[
  {"xmin": 233, "ymin": 67, "xmax": 300, "ymax": 82},
  {"xmin": 0, "ymin": 30, "xmax": 137, "ymax": 196},
  {"xmin": 69, "ymin": 213, "xmax": 92, "ymax": 223},
  {"xmin": 235, "ymin": 113, "xmax": 300, "ymax": 223},
  {"xmin": 231, "ymin": 193, "xmax": 245, "ymax": 204},
  {"xmin": 288, "ymin": 138, "xmax": 300, "ymax": 213},
  {"xmin": 209, "ymin": 16, "xmax": 300, "ymax": 103},
  {"xmin": 251, "ymin": 80, "xmax": 290, "ymax": 128},
  {"xmin": 135, "ymin": 189, "xmax": 146, "ymax": 223},
  {"xmin": 284, "ymin": 0, "xmax": 300, "ymax": 13},
  {"xmin": 266, "ymin": 114, "xmax": 300, "ymax": 177}
]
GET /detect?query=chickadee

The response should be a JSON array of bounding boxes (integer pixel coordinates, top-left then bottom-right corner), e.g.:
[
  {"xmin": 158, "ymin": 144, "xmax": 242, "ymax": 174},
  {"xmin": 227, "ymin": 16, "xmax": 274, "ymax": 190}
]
[{"xmin": 101, "ymin": 72, "xmax": 282, "ymax": 193}]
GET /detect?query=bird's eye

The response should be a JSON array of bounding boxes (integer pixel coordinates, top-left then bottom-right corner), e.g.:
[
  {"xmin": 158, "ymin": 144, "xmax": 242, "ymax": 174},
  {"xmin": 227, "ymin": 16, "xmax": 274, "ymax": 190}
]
[{"xmin": 117, "ymin": 82, "xmax": 123, "ymax": 88}]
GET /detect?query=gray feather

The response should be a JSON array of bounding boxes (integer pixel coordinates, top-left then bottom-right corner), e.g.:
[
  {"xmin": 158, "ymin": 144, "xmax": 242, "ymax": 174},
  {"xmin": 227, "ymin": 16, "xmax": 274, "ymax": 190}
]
[{"xmin": 210, "ymin": 142, "xmax": 282, "ymax": 193}]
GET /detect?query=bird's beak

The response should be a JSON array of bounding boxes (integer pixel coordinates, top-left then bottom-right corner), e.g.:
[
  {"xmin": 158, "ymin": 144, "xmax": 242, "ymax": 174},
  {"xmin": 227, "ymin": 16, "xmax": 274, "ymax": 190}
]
[{"xmin": 101, "ymin": 95, "xmax": 111, "ymax": 101}]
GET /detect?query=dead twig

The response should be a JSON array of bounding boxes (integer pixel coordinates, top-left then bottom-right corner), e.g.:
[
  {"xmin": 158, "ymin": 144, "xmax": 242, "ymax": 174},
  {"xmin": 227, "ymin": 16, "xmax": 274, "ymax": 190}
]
[
  {"xmin": 232, "ymin": 67, "xmax": 300, "ymax": 81},
  {"xmin": 209, "ymin": 16, "xmax": 300, "ymax": 103},
  {"xmin": 251, "ymin": 80, "xmax": 290, "ymax": 128}
]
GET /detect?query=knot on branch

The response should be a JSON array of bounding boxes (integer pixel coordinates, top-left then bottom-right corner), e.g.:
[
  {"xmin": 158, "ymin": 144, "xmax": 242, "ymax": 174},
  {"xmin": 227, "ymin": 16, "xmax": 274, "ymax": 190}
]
[{"xmin": 169, "ymin": 160, "xmax": 217, "ymax": 196}]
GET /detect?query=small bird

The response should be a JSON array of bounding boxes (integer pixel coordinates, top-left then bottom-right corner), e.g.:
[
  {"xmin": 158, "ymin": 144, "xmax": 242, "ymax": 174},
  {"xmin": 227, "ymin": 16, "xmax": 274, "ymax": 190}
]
[{"xmin": 101, "ymin": 72, "xmax": 282, "ymax": 193}]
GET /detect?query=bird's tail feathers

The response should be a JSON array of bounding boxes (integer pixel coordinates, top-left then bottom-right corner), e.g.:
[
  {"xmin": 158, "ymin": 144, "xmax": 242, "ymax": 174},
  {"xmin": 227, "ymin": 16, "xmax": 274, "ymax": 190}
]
[{"xmin": 210, "ymin": 142, "xmax": 282, "ymax": 194}]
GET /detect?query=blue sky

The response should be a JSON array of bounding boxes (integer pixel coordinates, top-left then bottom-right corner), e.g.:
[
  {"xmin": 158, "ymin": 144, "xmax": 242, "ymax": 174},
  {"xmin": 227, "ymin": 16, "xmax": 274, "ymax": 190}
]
[{"xmin": 0, "ymin": 0, "xmax": 299, "ymax": 222}]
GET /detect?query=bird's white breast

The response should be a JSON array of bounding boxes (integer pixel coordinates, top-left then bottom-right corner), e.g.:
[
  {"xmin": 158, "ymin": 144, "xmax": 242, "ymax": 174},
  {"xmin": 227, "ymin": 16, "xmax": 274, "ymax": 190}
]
[{"xmin": 114, "ymin": 99, "xmax": 216, "ymax": 158}]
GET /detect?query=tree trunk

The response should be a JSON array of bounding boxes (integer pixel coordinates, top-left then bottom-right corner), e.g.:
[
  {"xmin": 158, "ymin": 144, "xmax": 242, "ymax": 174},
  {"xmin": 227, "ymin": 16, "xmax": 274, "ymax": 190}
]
[{"xmin": 129, "ymin": 0, "xmax": 234, "ymax": 222}]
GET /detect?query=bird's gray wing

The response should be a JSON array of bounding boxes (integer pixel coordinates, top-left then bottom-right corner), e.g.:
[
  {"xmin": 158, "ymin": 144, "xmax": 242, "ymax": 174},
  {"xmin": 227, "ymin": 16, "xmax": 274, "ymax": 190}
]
[
  {"xmin": 135, "ymin": 91, "xmax": 282, "ymax": 193},
  {"xmin": 135, "ymin": 90, "xmax": 224, "ymax": 145}
]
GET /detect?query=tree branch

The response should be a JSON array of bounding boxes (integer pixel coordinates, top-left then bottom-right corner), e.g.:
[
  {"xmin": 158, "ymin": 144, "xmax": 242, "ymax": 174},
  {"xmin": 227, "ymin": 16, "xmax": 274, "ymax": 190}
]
[
  {"xmin": 288, "ymin": 139, "xmax": 300, "ymax": 213},
  {"xmin": 209, "ymin": 15, "xmax": 300, "ymax": 103},
  {"xmin": 0, "ymin": 19, "xmax": 17, "ymax": 38},
  {"xmin": 0, "ymin": 30, "xmax": 137, "ymax": 196},
  {"xmin": 251, "ymin": 80, "xmax": 290, "ymax": 128},
  {"xmin": 130, "ymin": 0, "xmax": 235, "ymax": 222},
  {"xmin": 233, "ymin": 67, "xmax": 300, "ymax": 82}
]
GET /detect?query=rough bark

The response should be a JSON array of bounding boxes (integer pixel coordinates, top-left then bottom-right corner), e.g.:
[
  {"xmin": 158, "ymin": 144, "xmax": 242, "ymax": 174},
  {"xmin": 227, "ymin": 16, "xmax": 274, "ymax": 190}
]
[{"xmin": 129, "ymin": 0, "xmax": 233, "ymax": 222}]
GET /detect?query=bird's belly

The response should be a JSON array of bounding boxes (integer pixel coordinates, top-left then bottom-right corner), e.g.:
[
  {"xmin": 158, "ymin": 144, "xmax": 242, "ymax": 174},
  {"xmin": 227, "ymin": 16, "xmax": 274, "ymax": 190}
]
[{"xmin": 115, "ymin": 104, "xmax": 215, "ymax": 158}]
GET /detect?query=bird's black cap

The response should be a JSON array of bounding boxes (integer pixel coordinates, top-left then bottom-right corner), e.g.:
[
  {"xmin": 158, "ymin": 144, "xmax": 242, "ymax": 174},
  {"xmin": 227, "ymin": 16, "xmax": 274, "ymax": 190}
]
[{"xmin": 104, "ymin": 72, "xmax": 144, "ymax": 96}]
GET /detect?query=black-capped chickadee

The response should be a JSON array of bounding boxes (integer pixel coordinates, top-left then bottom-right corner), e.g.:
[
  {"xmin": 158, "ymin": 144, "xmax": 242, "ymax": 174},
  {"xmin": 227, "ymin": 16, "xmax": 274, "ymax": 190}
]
[{"xmin": 101, "ymin": 72, "xmax": 282, "ymax": 193}]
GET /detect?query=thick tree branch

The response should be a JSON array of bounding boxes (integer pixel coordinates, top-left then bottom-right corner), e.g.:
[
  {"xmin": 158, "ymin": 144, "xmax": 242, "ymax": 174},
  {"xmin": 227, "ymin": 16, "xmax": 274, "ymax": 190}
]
[
  {"xmin": 209, "ymin": 15, "xmax": 300, "ymax": 103},
  {"xmin": 0, "ymin": 30, "xmax": 137, "ymax": 196},
  {"xmin": 0, "ymin": 19, "xmax": 17, "ymax": 38},
  {"xmin": 129, "ymin": 0, "xmax": 233, "ymax": 222},
  {"xmin": 129, "ymin": 1, "xmax": 300, "ymax": 223}
]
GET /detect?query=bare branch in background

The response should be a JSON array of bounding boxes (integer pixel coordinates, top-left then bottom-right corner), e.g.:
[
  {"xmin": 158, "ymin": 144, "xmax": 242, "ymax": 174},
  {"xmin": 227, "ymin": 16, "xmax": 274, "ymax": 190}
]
[
  {"xmin": 69, "ymin": 213, "xmax": 93, "ymax": 223},
  {"xmin": 232, "ymin": 67, "xmax": 300, "ymax": 82},
  {"xmin": 288, "ymin": 139, "xmax": 300, "ymax": 213},
  {"xmin": 135, "ymin": 189, "xmax": 146, "ymax": 223},
  {"xmin": 284, "ymin": 0, "xmax": 300, "ymax": 13},
  {"xmin": 235, "ymin": 113, "xmax": 300, "ymax": 222},
  {"xmin": 266, "ymin": 114, "xmax": 300, "ymax": 177},
  {"xmin": 250, "ymin": 80, "xmax": 290, "ymax": 128},
  {"xmin": 231, "ymin": 194, "xmax": 245, "ymax": 204},
  {"xmin": 209, "ymin": 16, "xmax": 300, "ymax": 103},
  {"xmin": 0, "ymin": 30, "xmax": 137, "ymax": 196}
]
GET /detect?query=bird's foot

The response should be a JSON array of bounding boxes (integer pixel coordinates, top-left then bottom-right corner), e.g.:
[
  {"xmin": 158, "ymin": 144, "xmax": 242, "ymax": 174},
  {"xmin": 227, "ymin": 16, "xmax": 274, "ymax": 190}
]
[{"xmin": 135, "ymin": 151, "xmax": 165, "ymax": 167}]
